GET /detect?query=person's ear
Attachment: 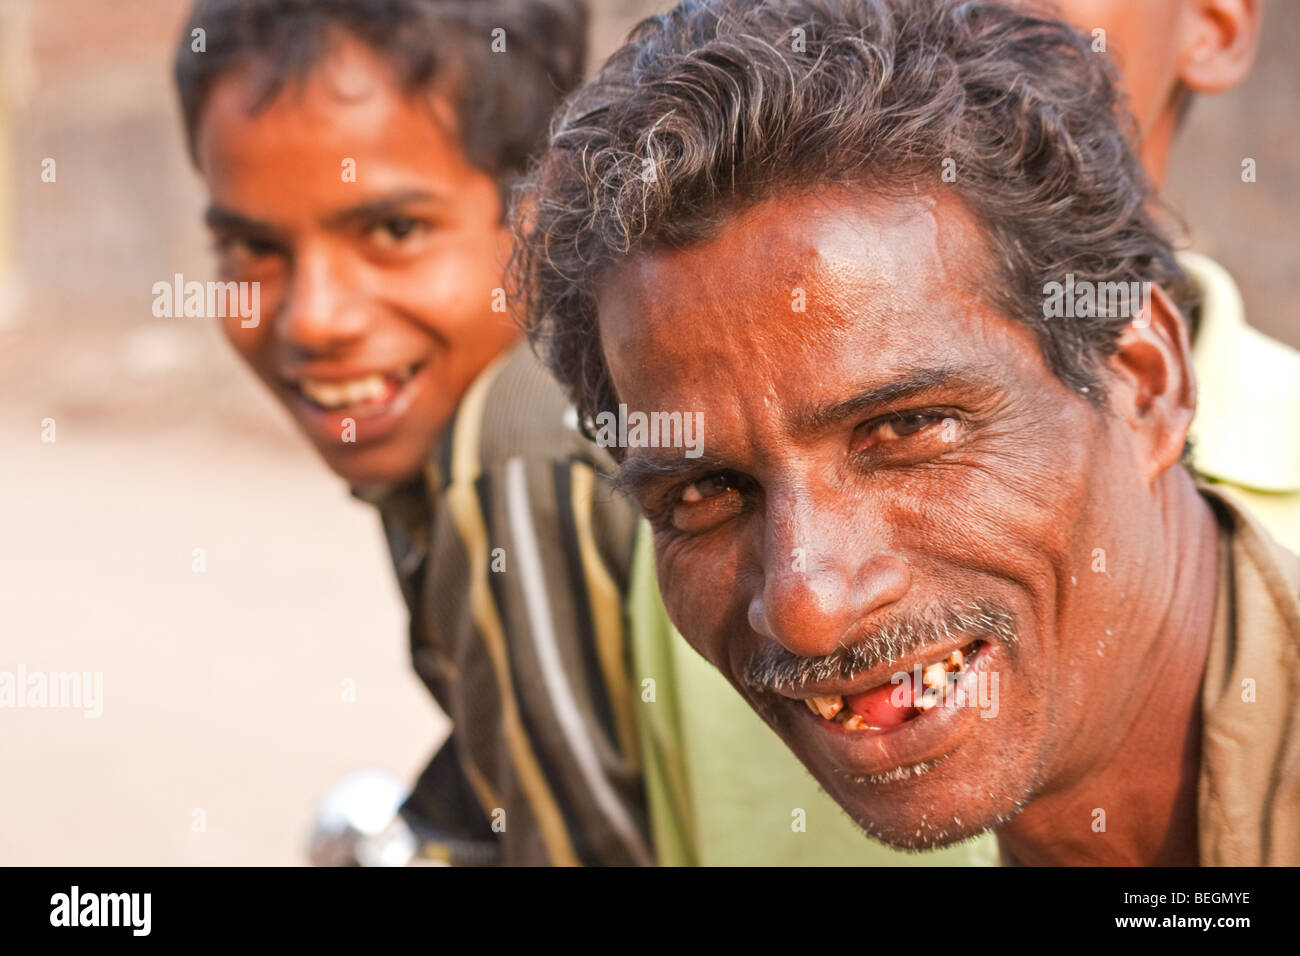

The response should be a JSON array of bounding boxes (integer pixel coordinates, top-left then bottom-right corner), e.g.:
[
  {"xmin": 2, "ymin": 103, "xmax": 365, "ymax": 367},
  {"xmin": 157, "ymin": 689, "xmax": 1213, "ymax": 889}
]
[
  {"xmin": 1178, "ymin": 0, "xmax": 1261, "ymax": 95},
  {"xmin": 1106, "ymin": 284, "xmax": 1197, "ymax": 486}
]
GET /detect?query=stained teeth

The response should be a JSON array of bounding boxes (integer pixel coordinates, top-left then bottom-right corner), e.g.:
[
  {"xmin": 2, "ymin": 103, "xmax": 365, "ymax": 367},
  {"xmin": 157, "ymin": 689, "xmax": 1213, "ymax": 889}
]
[
  {"xmin": 922, "ymin": 662, "xmax": 948, "ymax": 691},
  {"xmin": 805, "ymin": 645, "xmax": 973, "ymax": 729},
  {"xmin": 807, "ymin": 695, "xmax": 844, "ymax": 720}
]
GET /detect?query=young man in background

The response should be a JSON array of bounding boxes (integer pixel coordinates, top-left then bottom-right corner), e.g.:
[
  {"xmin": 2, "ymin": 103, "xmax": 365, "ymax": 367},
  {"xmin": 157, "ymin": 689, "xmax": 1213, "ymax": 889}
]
[{"xmin": 174, "ymin": 0, "xmax": 653, "ymax": 865}]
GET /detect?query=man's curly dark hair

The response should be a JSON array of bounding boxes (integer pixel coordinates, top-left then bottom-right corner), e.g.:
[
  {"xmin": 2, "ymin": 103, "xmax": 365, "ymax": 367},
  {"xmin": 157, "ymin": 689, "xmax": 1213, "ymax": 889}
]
[{"xmin": 512, "ymin": 0, "xmax": 1196, "ymax": 437}]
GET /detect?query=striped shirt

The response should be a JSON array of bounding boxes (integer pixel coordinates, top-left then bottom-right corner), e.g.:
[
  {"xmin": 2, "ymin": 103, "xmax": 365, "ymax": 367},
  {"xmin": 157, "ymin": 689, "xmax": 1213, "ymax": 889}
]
[{"xmin": 356, "ymin": 341, "xmax": 650, "ymax": 866}]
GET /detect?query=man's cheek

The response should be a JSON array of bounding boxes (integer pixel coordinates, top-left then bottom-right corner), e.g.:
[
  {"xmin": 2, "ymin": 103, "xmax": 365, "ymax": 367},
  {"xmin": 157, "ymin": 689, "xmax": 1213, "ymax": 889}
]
[
  {"xmin": 220, "ymin": 315, "xmax": 260, "ymax": 360},
  {"xmin": 221, "ymin": 306, "xmax": 279, "ymax": 371},
  {"xmin": 656, "ymin": 549, "xmax": 733, "ymax": 667},
  {"xmin": 412, "ymin": 247, "xmax": 501, "ymax": 310}
]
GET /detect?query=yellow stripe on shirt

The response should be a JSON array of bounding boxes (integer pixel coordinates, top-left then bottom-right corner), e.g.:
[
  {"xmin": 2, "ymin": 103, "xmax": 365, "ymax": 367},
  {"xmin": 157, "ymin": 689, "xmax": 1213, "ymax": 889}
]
[
  {"xmin": 569, "ymin": 461, "xmax": 642, "ymax": 772},
  {"xmin": 443, "ymin": 352, "xmax": 581, "ymax": 867}
]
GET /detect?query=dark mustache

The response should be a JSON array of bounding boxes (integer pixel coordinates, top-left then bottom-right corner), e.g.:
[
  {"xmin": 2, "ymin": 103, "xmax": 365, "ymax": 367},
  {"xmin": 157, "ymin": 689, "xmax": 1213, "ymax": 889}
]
[{"xmin": 741, "ymin": 599, "xmax": 1019, "ymax": 693}]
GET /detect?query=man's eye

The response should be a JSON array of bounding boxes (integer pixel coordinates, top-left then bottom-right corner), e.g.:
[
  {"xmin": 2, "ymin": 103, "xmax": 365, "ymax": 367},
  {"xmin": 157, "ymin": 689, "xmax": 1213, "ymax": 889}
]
[
  {"xmin": 856, "ymin": 412, "xmax": 946, "ymax": 451},
  {"xmin": 367, "ymin": 217, "xmax": 427, "ymax": 250},
  {"xmin": 671, "ymin": 472, "xmax": 746, "ymax": 533},
  {"xmin": 217, "ymin": 236, "xmax": 281, "ymax": 263},
  {"xmin": 680, "ymin": 473, "xmax": 736, "ymax": 503}
]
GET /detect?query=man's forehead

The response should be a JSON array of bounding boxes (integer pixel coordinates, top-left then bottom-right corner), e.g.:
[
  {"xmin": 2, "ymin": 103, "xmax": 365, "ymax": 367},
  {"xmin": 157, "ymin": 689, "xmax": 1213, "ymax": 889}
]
[
  {"xmin": 596, "ymin": 187, "xmax": 998, "ymax": 405},
  {"xmin": 597, "ymin": 187, "xmax": 989, "ymax": 349},
  {"xmin": 196, "ymin": 38, "xmax": 463, "ymax": 175},
  {"xmin": 196, "ymin": 45, "xmax": 483, "ymax": 231}
]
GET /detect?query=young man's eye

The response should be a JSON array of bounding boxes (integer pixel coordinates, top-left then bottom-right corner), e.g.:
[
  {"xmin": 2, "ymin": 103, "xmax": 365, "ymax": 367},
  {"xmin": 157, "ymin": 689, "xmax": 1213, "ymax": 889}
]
[
  {"xmin": 216, "ymin": 235, "xmax": 282, "ymax": 264},
  {"xmin": 367, "ymin": 216, "xmax": 428, "ymax": 251}
]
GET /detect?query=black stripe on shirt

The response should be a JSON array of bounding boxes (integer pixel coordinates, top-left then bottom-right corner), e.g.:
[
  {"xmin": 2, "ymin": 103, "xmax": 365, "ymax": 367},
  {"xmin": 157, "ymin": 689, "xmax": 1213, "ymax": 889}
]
[
  {"xmin": 553, "ymin": 458, "xmax": 623, "ymax": 757},
  {"xmin": 476, "ymin": 469, "xmax": 604, "ymax": 867}
]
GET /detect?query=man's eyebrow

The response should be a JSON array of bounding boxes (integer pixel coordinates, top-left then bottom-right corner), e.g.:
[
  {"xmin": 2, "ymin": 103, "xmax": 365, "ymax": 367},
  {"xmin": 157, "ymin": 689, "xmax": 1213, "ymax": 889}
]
[
  {"xmin": 797, "ymin": 365, "xmax": 997, "ymax": 431},
  {"xmin": 321, "ymin": 189, "xmax": 446, "ymax": 228},
  {"xmin": 203, "ymin": 190, "xmax": 446, "ymax": 235},
  {"xmin": 204, "ymin": 203, "xmax": 277, "ymax": 235},
  {"xmin": 614, "ymin": 449, "xmax": 731, "ymax": 499}
]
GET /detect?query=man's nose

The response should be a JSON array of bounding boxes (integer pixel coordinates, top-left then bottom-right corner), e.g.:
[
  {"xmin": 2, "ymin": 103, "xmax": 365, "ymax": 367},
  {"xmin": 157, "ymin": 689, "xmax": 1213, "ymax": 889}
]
[
  {"xmin": 746, "ymin": 500, "xmax": 910, "ymax": 658},
  {"xmin": 276, "ymin": 247, "xmax": 369, "ymax": 352}
]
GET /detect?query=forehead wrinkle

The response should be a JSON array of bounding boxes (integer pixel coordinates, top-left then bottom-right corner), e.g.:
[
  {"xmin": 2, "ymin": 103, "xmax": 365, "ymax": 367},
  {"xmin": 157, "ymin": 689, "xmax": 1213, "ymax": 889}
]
[
  {"xmin": 790, "ymin": 364, "xmax": 986, "ymax": 433},
  {"xmin": 599, "ymin": 250, "xmax": 790, "ymax": 423}
]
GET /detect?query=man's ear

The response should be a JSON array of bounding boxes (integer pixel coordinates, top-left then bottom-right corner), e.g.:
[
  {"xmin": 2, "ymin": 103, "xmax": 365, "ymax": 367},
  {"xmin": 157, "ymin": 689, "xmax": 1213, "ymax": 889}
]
[
  {"xmin": 1106, "ymin": 283, "xmax": 1197, "ymax": 486},
  {"xmin": 1178, "ymin": 0, "xmax": 1261, "ymax": 95}
]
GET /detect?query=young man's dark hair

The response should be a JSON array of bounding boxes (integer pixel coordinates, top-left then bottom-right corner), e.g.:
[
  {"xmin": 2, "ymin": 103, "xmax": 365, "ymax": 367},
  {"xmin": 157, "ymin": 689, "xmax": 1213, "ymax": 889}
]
[
  {"xmin": 515, "ymin": 0, "xmax": 1196, "ymax": 436},
  {"xmin": 176, "ymin": 0, "xmax": 588, "ymax": 198}
]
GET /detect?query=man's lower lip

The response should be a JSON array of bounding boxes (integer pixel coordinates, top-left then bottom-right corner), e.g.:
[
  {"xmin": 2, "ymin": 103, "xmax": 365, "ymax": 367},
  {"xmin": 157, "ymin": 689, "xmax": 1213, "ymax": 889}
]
[
  {"xmin": 779, "ymin": 641, "xmax": 998, "ymax": 779},
  {"xmin": 289, "ymin": 363, "xmax": 429, "ymax": 447}
]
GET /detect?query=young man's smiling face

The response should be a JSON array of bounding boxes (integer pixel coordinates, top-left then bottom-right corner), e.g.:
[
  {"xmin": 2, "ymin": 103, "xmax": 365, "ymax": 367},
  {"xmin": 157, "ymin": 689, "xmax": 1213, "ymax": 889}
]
[
  {"xmin": 599, "ymin": 187, "xmax": 1183, "ymax": 849},
  {"xmin": 195, "ymin": 37, "xmax": 518, "ymax": 486}
]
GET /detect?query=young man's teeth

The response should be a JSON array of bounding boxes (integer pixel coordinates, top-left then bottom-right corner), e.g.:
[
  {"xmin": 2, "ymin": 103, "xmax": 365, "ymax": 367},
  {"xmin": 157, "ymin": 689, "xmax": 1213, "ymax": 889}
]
[{"xmin": 301, "ymin": 373, "xmax": 388, "ymax": 409}]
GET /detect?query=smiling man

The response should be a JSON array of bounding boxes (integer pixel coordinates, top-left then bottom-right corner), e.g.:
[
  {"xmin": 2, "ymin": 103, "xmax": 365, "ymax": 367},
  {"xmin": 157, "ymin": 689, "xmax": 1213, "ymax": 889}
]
[{"xmin": 516, "ymin": 0, "xmax": 1300, "ymax": 865}]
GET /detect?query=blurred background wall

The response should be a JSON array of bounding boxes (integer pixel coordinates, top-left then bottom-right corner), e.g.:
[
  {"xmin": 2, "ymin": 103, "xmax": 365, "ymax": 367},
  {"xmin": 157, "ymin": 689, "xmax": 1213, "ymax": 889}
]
[{"xmin": 1, "ymin": 0, "xmax": 1296, "ymax": 865}]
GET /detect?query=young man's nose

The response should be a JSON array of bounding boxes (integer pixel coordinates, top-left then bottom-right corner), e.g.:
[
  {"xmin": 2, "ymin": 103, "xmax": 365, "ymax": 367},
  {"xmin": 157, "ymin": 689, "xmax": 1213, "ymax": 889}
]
[
  {"xmin": 746, "ymin": 502, "xmax": 911, "ymax": 658},
  {"xmin": 276, "ymin": 247, "xmax": 369, "ymax": 351}
]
